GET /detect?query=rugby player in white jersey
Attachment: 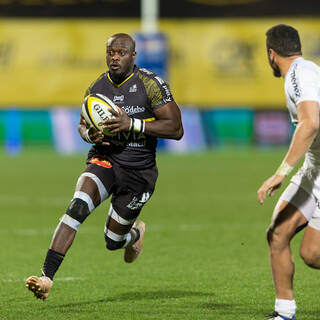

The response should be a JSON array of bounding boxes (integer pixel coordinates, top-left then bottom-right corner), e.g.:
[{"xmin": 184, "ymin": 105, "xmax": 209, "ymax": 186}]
[{"xmin": 258, "ymin": 24, "xmax": 320, "ymax": 320}]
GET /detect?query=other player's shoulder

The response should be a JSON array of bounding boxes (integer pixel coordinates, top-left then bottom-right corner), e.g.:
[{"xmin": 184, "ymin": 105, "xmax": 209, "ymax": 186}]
[
  {"xmin": 286, "ymin": 58, "xmax": 319, "ymax": 89},
  {"xmin": 292, "ymin": 58, "xmax": 320, "ymax": 79}
]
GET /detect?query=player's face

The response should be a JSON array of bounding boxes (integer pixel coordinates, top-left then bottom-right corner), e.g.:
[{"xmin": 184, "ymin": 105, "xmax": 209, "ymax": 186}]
[
  {"xmin": 267, "ymin": 48, "xmax": 281, "ymax": 78},
  {"xmin": 106, "ymin": 37, "xmax": 136, "ymax": 82}
]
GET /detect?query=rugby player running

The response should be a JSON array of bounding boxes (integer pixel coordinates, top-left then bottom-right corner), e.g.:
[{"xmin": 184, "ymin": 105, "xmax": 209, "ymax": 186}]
[
  {"xmin": 258, "ymin": 24, "xmax": 320, "ymax": 320},
  {"xmin": 26, "ymin": 33, "xmax": 183, "ymax": 300}
]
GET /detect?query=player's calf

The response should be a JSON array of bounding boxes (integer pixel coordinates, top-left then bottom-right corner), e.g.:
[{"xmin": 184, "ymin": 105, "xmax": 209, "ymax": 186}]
[
  {"xmin": 104, "ymin": 234, "xmax": 126, "ymax": 251},
  {"xmin": 104, "ymin": 204, "xmax": 135, "ymax": 251}
]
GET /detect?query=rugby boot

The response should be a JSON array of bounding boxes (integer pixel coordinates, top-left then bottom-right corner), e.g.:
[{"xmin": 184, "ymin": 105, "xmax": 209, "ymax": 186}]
[
  {"xmin": 25, "ymin": 275, "xmax": 53, "ymax": 300},
  {"xmin": 267, "ymin": 311, "xmax": 296, "ymax": 320},
  {"xmin": 124, "ymin": 220, "xmax": 145, "ymax": 263}
]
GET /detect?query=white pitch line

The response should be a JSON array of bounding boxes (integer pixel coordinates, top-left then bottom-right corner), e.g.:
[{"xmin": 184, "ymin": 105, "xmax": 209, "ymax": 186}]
[
  {"xmin": 0, "ymin": 195, "xmax": 71, "ymax": 207},
  {"xmin": 2, "ymin": 277, "xmax": 85, "ymax": 283},
  {"xmin": 54, "ymin": 277, "xmax": 85, "ymax": 281},
  {"xmin": 2, "ymin": 224, "xmax": 208, "ymax": 237}
]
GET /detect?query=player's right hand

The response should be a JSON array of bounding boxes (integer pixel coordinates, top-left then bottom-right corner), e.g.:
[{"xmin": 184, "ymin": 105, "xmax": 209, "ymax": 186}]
[
  {"xmin": 257, "ymin": 174, "xmax": 285, "ymax": 204},
  {"xmin": 87, "ymin": 126, "xmax": 109, "ymax": 145}
]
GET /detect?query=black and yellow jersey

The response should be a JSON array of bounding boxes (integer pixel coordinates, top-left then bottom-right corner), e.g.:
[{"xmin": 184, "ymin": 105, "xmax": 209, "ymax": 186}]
[{"xmin": 85, "ymin": 65, "xmax": 173, "ymax": 169}]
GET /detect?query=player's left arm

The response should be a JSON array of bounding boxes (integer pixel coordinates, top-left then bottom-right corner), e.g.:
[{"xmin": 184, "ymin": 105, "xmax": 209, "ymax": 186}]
[
  {"xmin": 144, "ymin": 101, "xmax": 184, "ymax": 140},
  {"xmin": 257, "ymin": 100, "xmax": 319, "ymax": 204},
  {"xmin": 103, "ymin": 101, "xmax": 184, "ymax": 140}
]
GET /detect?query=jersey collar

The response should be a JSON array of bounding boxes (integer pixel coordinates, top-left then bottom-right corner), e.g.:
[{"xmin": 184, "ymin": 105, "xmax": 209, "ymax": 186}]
[
  {"xmin": 285, "ymin": 57, "xmax": 304, "ymax": 80},
  {"xmin": 107, "ymin": 67, "xmax": 136, "ymax": 87}
]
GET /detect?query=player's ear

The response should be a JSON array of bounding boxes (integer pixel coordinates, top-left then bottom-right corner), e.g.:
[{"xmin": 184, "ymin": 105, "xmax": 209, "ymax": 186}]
[
  {"xmin": 132, "ymin": 51, "xmax": 136, "ymax": 60},
  {"xmin": 268, "ymin": 48, "xmax": 275, "ymax": 57}
]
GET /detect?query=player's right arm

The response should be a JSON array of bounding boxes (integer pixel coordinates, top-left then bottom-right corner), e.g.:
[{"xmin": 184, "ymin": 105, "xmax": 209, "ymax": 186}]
[
  {"xmin": 257, "ymin": 100, "xmax": 319, "ymax": 204},
  {"xmin": 79, "ymin": 85, "xmax": 109, "ymax": 145}
]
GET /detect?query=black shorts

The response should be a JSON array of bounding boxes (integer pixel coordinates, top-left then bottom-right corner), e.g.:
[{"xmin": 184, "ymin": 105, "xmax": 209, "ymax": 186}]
[{"xmin": 85, "ymin": 155, "xmax": 158, "ymax": 220}]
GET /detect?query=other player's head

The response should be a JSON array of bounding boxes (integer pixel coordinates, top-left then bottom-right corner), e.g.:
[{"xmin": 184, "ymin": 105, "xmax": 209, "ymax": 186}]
[
  {"xmin": 106, "ymin": 33, "xmax": 136, "ymax": 84},
  {"xmin": 266, "ymin": 24, "xmax": 302, "ymax": 78}
]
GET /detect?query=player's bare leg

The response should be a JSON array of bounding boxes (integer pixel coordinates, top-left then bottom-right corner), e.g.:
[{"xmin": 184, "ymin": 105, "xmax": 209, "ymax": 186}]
[
  {"xmin": 26, "ymin": 175, "xmax": 102, "ymax": 300},
  {"xmin": 300, "ymin": 225, "xmax": 320, "ymax": 268},
  {"xmin": 104, "ymin": 204, "xmax": 145, "ymax": 262},
  {"xmin": 267, "ymin": 201, "xmax": 307, "ymax": 318}
]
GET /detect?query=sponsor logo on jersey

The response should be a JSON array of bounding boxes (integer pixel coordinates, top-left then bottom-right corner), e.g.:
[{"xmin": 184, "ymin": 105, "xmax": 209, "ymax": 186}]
[
  {"xmin": 129, "ymin": 84, "xmax": 137, "ymax": 92},
  {"xmin": 128, "ymin": 141, "xmax": 145, "ymax": 147},
  {"xmin": 155, "ymin": 76, "xmax": 165, "ymax": 85},
  {"xmin": 121, "ymin": 105, "xmax": 145, "ymax": 115},
  {"xmin": 291, "ymin": 65, "xmax": 301, "ymax": 98},
  {"xmin": 127, "ymin": 192, "xmax": 151, "ymax": 210},
  {"xmin": 139, "ymin": 68, "xmax": 153, "ymax": 75},
  {"xmin": 162, "ymin": 85, "xmax": 171, "ymax": 98},
  {"xmin": 89, "ymin": 156, "xmax": 112, "ymax": 168},
  {"xmin": 113, "ymin": 95, "xmax": 124, "ymax": 103}
]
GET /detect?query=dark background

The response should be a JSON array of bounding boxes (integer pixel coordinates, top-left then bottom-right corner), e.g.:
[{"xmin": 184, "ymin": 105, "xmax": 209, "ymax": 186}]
[{"xmin": 1, "ymin": 0, "xmax": 320, "ymax": 18}]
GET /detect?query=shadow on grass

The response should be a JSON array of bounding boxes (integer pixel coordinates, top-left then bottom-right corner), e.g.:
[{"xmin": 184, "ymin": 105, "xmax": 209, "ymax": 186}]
[{"xmin": 48, "ymin": 289, "xmax": 232, "ymax": 310}]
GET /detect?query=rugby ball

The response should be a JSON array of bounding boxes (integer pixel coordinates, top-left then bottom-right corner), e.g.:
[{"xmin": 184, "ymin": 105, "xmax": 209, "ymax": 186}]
[{"xmin": 81, "ymin": 93, "xmax": 119, "ymax": 136}]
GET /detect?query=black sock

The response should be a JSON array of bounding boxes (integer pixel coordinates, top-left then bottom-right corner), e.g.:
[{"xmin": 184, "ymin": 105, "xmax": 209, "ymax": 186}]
[
  {"xmin": 132, "ymin": 228, "xmax": 140, "ymax": 243},
  {"xmin": 42, "ymin": 249, "xmax": 65, "ymax": 280}
]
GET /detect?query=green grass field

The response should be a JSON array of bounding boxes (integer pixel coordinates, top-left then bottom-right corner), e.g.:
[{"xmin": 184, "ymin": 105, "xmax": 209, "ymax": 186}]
[{"xmin": 0, "ymin": 149, "xmax": 319, "ymax": 320}]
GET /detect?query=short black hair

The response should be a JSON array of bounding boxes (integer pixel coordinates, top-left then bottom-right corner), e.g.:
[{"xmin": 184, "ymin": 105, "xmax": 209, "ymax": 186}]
[
  {"xmin": 266, "ymin": 24, "xmax": 302, "ymax": 57},
  {"xmin": 108, "ymin": 33, "xmax": 136, "ymax": 52}
]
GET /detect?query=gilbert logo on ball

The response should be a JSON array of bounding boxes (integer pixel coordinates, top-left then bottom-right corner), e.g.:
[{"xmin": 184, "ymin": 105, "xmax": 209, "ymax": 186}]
[{"xmin": 81, "ymin": 93, "xmax": 119, "ymax": 136}]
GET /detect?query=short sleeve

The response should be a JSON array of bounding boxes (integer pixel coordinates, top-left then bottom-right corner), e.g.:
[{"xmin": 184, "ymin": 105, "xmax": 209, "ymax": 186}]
[
  {"xmin": 294, "ymin": 66, "xmax": 320, "ymax": 105},
  {"xmin": 138, "ymin": 71, "xmax": 174, "ymax": 109}
]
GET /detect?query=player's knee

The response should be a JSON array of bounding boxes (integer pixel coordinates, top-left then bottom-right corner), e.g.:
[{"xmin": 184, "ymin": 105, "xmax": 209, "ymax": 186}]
[
  {"xmin": 266, "ymin": 225, "xmax": 289, "ymax": 249},
  {"xmin": 300, "ymin": 246, "xmax": 320, "ymax": 269},
  {"xmin": 266, "ymin": 225, "xmax": 275, "ymax": 244},
  {"xmin": 66, "ymin": 198, "xmax": 90, "ymax": 224},
  {"xmin": 104, "ymin": 236, "xmax": 125, "ymax": 251}
]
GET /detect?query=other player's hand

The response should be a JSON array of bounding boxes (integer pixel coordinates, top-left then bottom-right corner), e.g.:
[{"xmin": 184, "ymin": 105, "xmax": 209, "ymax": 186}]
[
  {"xmin": 257, "ymin": 174, "xmax": 285, "ymax": 205},
  {"xmin": 88, "ymin": 126, "xmax": 109, "ymax": 145},
  {"xmin": 102, "ymin": 106, "xmax": 131, "ymax": 133}
]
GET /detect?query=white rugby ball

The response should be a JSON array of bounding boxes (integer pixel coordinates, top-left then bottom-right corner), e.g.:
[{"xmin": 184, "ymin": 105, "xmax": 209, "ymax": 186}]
[{"xmin": 81, "ymin": 93, "xmax": 119, "ymax": 136}]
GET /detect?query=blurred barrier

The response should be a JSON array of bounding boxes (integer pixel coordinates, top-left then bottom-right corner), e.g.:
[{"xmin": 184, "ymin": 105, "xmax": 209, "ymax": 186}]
[
  {"xmin": 165, "ymin": 108, "xmax": 207, "ymax": 153},
  {"xmin": 1, "ymin": 18, "xmax": 320, "ymax": 107},
  {"xmin": 0, "ymin": 107, "xmax": 292, "ymax": 154},
  {"xmin": 135, "ymin": 32, "xmax": 169, "ymax": 80},
  {"xmin": 201, "ymin": 109, "xmax": 254, "ymax": 147},
  {"xmin": 254, "ymin": 110, "xmax": 293, "ymax": 146}
]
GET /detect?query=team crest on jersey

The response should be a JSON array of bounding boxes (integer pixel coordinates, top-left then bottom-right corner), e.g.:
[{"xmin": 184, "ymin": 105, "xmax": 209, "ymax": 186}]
[
  {"xmin": 129, "ymin": 84, "xmax": 137, "ymax": 93},
  {"xmin": 89, "ymin": 156, "xmax": 112, "ymax": 168},
  {"xmin": 113, "ymin": 95, "xmax": 124, "ymax": 103}
]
